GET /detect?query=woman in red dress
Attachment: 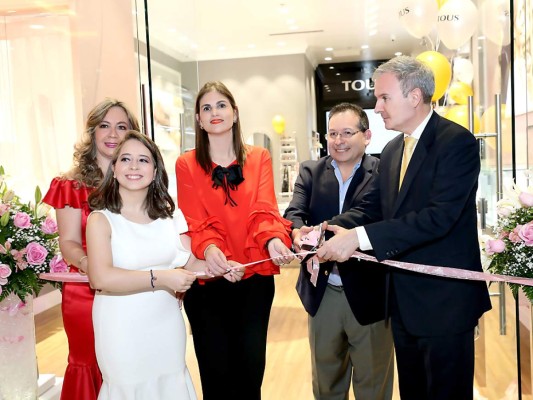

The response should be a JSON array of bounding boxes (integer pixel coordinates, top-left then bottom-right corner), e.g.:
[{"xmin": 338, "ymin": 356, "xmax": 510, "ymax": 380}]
[
  {"xmin": 43, "ymin": 99, "xmax": 139, "ymax": 400},
  {"xmin": 175, "ymin": 81, "xmax": 294, "ymax": 400}
]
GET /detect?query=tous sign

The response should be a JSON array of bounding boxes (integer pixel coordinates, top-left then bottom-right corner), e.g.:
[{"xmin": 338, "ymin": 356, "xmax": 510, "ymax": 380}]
[{"xmin": 341, "ymin": 79, "xmax": 374, "ymax": 92}]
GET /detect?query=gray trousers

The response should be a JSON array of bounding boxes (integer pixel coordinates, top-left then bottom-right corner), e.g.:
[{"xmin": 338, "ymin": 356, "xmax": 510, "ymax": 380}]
[{"xmin": 309, "ymin": 284, "xmax": 394, "ymax": 400}]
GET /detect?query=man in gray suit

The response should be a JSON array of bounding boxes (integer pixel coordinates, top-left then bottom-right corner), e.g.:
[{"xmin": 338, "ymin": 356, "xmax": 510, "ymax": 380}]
[{"xmin": 284, "ymin": 103, "xmax": 394, "ymax": 400}]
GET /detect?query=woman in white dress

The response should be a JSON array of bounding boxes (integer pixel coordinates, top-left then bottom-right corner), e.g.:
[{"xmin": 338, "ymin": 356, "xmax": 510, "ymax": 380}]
[{"xmin": 86, "ymin": 131, "xmax": 243, "ymax": 399}]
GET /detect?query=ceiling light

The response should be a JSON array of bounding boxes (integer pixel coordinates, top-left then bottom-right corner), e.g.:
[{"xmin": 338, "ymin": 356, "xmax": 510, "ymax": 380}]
[
  {"xmin": 325, "ymin": 47, "xmax": 333, "ymax": 51},
  {"xmin": 324, "ymin": 57, "xmax": 332, "ymax": 61},
  {"xmin": 395, "ymin": 52, "xmax": 402, "ymax": 56},
  {"xmin": 336, "ymin": 73, "xmax": 340, "ymax": 76},
  {"xmin": 30, "ymin": 25, "xmax": 45, "ymax": 30},
  {"xmin": 329, "ymin": 66, "xmax": 334, "ymax": 70},
  {"xmin": 361, "ymin": 44, "xmax": 369, "ymax": 50}
]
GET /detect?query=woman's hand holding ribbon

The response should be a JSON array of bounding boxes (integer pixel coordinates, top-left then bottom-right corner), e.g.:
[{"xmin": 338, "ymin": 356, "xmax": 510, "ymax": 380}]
[
  {"xmin": 204, "ymin": 245, "xmax": 231, "ymax": 276},
  {"xmin": 267, "ymin": 237, "xmax": 295, "ymax": 266},
  {"xmin": 223, "ymin": 260, "xmax": 245, "ymax": 283}
]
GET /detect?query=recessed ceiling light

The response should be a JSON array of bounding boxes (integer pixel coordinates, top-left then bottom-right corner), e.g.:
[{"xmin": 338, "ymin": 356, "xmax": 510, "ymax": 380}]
[
  {"xmin": 324, "ymin": 57, "xmax": 332, "ymax": 61},
  {"xmin": 336, "ymin": 73, "xmax": 340, "ymax": 76},
  {"xmin": 361, "ymin": 44, "xmax": 369, "ymax": 50},
  {"xmin": 325, "ymin": 47, "xmax": 333, "ymax": 51},
  {"xmin": 395, "ymin": 52, "xmax": 402, "ymax": 56},
  {"xmin": 329, "ymin": 66, "xmax": 334, "ymax": 70},
  {"xmin": 478, "ymin": 36, "xmax": 486, "ymax": 41}
]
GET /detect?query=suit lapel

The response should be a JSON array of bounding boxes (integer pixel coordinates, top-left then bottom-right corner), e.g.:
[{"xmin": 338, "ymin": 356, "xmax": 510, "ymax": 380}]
[
  {"xmin": 342, "ymin": 158, "xmax": 366, "ymax": 212},
  {"xmin": 393, "ymin": 112, "xmax": 438, "ymax": 213}
]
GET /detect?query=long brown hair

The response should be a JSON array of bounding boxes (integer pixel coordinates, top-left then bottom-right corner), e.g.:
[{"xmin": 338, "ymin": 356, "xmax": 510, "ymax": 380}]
[
  {"xmin": 194, "ymin": 81, "xmax": 246, "ymax": 174},
  {"xmin": 68, "ymin": 99, "xmax": 140, "ymax": 187},
  {"xmin": 88, "ymin": 131, "xmax": 175, "ymax": 219}
]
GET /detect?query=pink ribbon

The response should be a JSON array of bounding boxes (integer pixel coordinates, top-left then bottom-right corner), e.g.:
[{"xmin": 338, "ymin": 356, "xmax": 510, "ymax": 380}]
[{"xmin": 41, "ymin": 250, "xmax": 532, "ymax": 287}]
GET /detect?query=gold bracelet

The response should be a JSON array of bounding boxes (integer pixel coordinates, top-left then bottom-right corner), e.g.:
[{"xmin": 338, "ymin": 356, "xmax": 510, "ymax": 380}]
[{"xmin": 79, "ymin": 255, "xmax": 88, "ymax": 265}]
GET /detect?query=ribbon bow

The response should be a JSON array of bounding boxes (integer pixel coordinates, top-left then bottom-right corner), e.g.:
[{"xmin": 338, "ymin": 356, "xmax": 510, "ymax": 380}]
[{"xmin": 211, "ymin": 164, "xmax": 245, "ymax": 206}]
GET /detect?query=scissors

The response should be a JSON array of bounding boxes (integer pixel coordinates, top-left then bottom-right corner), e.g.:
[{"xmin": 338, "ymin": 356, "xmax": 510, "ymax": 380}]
[{"xmin": 301, "ymin": 223, "xmax": 326, "ymax": 263}]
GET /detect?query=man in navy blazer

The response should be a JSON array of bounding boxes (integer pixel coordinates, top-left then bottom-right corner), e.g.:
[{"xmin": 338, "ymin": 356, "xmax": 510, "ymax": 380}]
[
  {"xmin": 317, "ymin": 56, "xmax": 492, "ymax": 400},
  {"xmin": 284, "ymin": 103, "xmax": 394, "ymax": 400}
]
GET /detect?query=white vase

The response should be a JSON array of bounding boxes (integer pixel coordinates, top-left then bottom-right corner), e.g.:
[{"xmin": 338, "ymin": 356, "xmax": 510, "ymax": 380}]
[{"xmin": 0, "ymin": 294, "xmax": 38, "ymax": 400}]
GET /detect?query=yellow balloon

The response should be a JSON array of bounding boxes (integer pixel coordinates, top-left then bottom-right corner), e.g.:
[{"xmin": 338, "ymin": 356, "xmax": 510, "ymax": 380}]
[
  {"xmin": 272, "ymin": 115, "xmax": 286, "ymax": 134},
  {"xmin": 444, "ymin": 105, "xmax": 480, "ymax": 133},
  {"xmin": 436, "ymin": 0, "xmax": 448, "ymax": 9},
  {"xmin": 416, "ymin": 51, "xmax": 452, "ymax": 102},
  {"xmin": 480, "ymin": 104, "xmax": 511, "ymax": 133},
  {"xmin": 448, "ymin": 81, "xmax": 473, "ymax": 105}
]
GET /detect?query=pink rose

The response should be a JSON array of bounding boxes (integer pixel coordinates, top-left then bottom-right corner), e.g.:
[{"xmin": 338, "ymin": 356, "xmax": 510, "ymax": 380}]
[
  {"xmin": 509, "ymin": 227, "xmax": 522, "ymax": 243},
  {"xmin": 519, "ymin": 192, "xmax": 533, "ymax": 207},
  {"xmin": 25, "ymin": 242, "xmax": 48, "ymax": 265},
  {"xmin": 0, "ymin": 264, "xmax": 11, "ymax": 279},
  {"xmin": 485, "ymin": 239, "xmax": 506, "ymax": 255},
  {"xmin": 518, "ymin": 222, "xmax": 533, "ymax": 246},
  {"xmin": 13, "ymin": 212, "xmax": 31, "ymax": 229},
  {"xmin": 49, "ymin": 255, "xmax": 68, "ymax": 273},
  {"xmin": 0, "ymin": 204, "xmax": 9, "ymax": 216},
  {"xmin": 0, "ymin": 277, "xmax": 7, "ymax": 285},
  {"xmin": 41, "ymin": 217, "xmax": 58, "ymax": 234}
]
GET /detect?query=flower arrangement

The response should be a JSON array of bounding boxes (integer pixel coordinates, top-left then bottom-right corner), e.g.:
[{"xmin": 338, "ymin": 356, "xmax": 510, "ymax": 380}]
[
  {"xmin": 485, "ymin": 180, "xmax": 533, "ymax": 302},
  {"xmin": 0, "ymin": 166, "xmax": 66, "ymax": 302}
]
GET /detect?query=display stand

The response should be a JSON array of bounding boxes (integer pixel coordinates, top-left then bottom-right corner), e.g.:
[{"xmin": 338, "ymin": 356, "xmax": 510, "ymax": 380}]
[{"xmin": 279, "ymin": 135, "xmax": 298, "ymax": 199}]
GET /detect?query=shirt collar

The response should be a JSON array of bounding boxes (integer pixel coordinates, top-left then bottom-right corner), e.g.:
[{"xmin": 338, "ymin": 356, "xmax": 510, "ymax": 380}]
[
  {"xmin": 331, "ymin": 158, "xmax": 362, "ymax": 176},
  {"xmin": 405, "ymin": 110, "xmax": 433, "ymax": 140}
]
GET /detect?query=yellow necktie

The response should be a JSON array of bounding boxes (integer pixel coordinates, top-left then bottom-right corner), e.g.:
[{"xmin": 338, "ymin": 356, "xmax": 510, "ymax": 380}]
[{"xmin": 399, "ymin": 136, "xmax": 417, "ymax": 189}]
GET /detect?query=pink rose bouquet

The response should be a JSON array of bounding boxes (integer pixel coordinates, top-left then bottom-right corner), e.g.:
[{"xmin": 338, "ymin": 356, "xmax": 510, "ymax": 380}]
[
  {"xmin": 485, "ymin": 180, "xmax": 533, "ymax": 301},
  {"xmin": 0, "ymin": 166, "xmax": 62, "ymax": 301}
]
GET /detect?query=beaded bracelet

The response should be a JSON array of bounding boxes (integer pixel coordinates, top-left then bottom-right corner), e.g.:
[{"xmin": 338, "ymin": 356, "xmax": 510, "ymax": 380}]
[{"xmin": 150, "ymin": 269, "xmax": 157, "ymax": 289}]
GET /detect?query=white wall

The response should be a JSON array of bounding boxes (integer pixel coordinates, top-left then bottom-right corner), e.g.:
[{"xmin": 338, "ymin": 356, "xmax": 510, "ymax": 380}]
[{"xmin": 198, "ymin": 54, "xmax": 316, "ymax": 195}]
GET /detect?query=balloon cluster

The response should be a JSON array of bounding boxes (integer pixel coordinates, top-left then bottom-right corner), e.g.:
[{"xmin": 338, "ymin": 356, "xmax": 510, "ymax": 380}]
[{"xmin": 398, "ymin": 0, "xmax": 510, "ymax": 50}]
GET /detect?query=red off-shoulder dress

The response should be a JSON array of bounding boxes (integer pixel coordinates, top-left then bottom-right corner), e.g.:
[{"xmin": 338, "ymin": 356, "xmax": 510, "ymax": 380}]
[{"xmin": 43, "ymin": 178, "xmax": 102, "ymax": 400}]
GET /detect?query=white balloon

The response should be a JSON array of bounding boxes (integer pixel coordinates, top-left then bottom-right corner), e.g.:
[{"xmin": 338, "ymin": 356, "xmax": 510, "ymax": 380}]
[
  {"xmin": 398, "ymin": 0, "xmax": 439, "ymax": 39},
  {"xmin": 437, "ymin": 0, "xmax": 478, "ymax": 50},
  {"xmin": 480, "ymin": 0, "xmax": 511, "ymax": 47},
  {"xmin": 453, "ymin": 58, "xmax": 475, "ymax": 85}
]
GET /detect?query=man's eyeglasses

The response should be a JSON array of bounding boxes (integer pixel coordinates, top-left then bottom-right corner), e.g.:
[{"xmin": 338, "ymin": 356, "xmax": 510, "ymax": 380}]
[{"xmin": 327, "ymin": 130, "xmax": 364, "ymax": 139}]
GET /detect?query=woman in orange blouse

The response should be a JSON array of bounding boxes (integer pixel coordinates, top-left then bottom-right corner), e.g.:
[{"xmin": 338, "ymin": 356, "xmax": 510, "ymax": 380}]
[
  {"xmin": 176, "ymin": 81, "xmax": 294, "ymax": 400},
  {"xmin": 43, "ymin": 99, "xmax": 139, "ymax": 400}
]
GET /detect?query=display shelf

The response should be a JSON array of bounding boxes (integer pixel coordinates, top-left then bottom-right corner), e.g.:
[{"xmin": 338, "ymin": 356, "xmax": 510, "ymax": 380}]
[{"xmin": 279, "ymin": 135, "xmax": 298, "ymax": 198}]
